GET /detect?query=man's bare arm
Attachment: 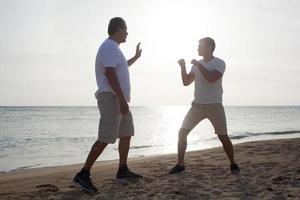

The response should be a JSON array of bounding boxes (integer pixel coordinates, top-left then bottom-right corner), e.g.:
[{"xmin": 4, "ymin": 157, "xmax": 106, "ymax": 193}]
[
  {"xmin": 127, "ymin": 56, "xmax": 139, "ymax": 67},
  {"xmin": 105, "ymin": 67, "xmax": 128, "ymax": 115},
  {"xmin": 178, "ymin": 59, "xmax": 195, "ymax": 86},
  {"xmin": 191, "ymin": 59, "xmax": 222, "ymax": 83}
]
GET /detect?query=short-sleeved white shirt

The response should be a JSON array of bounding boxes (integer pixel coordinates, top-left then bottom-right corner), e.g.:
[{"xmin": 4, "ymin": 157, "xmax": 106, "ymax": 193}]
[
  {"xmin": 95, "ymin": 38, "xmax": 131, "ymax": 102},
  {"xmin": 190, "ymin": 57, "xmax": 226, "ymax": 104}
]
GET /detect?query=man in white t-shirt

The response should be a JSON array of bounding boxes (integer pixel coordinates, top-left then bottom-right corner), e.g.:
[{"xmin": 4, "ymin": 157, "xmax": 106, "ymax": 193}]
[
  {"xmin": 73, "ymin": 17, "xmax": 142, "ymax": 193},
  {"xmin": 169, "ymin": 37, "xmax": 240, "ymax": 175}
]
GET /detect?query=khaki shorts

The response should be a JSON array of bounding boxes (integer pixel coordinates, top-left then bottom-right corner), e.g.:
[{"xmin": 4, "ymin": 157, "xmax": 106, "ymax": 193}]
[
  {"xmin": 96, "ymin": 92, "xmax": 134, "ymax": 144},
  {"xmin": 181, "ymin": 102, "xmax": 228, "ymax": 135}
]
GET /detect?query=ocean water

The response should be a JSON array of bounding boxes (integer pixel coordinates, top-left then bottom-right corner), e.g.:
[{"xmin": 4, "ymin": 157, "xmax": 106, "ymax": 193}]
[{"xmin": 0, "ymin": 106, "xmax": 299, "ymax": 172}]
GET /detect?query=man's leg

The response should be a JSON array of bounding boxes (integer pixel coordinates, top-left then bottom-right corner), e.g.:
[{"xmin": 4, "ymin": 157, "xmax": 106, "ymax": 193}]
[
  {"xmin": 86, "ymin": 92, "xmax": 118, "ymax": 170},
  {"xmin": 83, "ymin": 140, "xmax": 108, "ymax": 171},
  {"xmin": 116, "ymin": 136, "xmax": 143, "ymax": 178},
  {"xmin": 207, "ymin": 104, "xmax": 236, "ymax": 164},
  {"xmin": 118, "ymin": 112, "xmax": 133, "ymax": 168},
  {"xmin": 73, "ymin": 140, "xmax": 107, "ymax": 193},
  {"xmin": 116, "ymin": 112, "xmax": 142, "ymax": 179},
  {"xmin": 118, "ymin": 136, "xmax": 131, "ymax": 167},
  {"xmin": 177, "ymin": 105, "xmax": 205, "ymax": 166},
  {"xmin": 177, "ymin": 128, "xmax": 191, "ymax": 165},
  {"xmin": 208, "ymin": 104, "xmax": 240, "ymax": 173},
  {"xmin": 217, "ymin": 135, "xmax": 235, "ymax": 164},
  {"xmin": 169, "ymin": 105, "xmax": 204, "ymax": 174},
  {"xmin": 218, "ymin": 135, "xmax": 240, "ymax": 173}
]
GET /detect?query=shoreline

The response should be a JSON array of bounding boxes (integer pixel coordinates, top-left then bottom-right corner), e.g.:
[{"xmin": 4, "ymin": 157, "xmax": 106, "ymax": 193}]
[
  {"xmin": 0, "ymin": 138, "xmax": 299, "ymax": 199},
  {"xmin": 2, "ymin": 134, "xmax": 300, "ymax": 174}
]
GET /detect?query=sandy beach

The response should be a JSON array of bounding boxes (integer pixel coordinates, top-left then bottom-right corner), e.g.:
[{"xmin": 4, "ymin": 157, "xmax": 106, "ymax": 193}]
[{"xmin": 0, "ymin": 138, "xmax": 299, "ymax": 200}]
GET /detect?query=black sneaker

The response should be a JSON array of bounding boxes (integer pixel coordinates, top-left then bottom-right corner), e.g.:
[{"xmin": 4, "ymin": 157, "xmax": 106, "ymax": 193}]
[
  {"xmin": 73, "ymin": 172, "xmax": 98, "ymax": 193},
  {"xmin": 168, "ymin": 164, "xmax": 185, "ymax": 174},
  {"xmin": 116, "ymin": 168, "xmax": 143, "ymax": 179},
  {"xmin": 230, "ymin": 164, "xmax": 240, "ymax": 174}
]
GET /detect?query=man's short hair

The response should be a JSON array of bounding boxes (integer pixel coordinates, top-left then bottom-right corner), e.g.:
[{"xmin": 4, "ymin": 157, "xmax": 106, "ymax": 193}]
[
  {"xmin": 108, "ymin": 17, "xmax": 126, "ymax": 36},
  {"xmin": 200, "ymin": 37, "xmax": 216, "ymax": 53}
]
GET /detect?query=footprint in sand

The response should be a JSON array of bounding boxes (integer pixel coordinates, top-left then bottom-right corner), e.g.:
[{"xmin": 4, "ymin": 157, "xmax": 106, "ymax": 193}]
[
  {"xmin": 35, "ymin": 184, "xmax": 59, "ymax": 192},
  {"xmin": 271, "ymin": 176, "xmax": 291, "ymax": 185},
  {"xmin": 0, "ymin": 192, "xmax": 12, "ymax": 196}
]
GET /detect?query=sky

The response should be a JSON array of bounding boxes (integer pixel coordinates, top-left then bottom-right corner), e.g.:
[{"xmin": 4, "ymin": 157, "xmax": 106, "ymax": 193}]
[{"xmin": 0, "ymin": 0, "xmax": 299, "ymax": 106}]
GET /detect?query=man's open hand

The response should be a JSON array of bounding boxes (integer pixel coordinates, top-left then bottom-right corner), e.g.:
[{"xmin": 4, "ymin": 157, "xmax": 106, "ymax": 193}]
[{"xmin": 135, "ymin": 42, "xmax": 142, "ymax": 58}]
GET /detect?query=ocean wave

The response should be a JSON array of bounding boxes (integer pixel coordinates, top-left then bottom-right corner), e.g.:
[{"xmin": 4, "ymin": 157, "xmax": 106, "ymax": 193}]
[
  {"xmin": 8, "ymin": 164, "xmax": 41, "ymax": 172},
  {"xmin": 0, "ymin": 136, "xmax": 97, "ymax": 149},
  {"xmin": 130, "ymin": 144, "xmax": 163, "ymax": 150},
  {"xmin": 112, "ymin": 144, "xmax": 163, "ymax": 150},
  {"xmin": 227, "ymin": 130, "xmax": 300, "ymax": 140}
]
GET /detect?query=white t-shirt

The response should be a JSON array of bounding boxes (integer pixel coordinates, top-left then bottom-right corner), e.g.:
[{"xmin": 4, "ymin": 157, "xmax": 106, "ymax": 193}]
[
  {"xmin": 190, "ymin": 57, "xmax": 226, "ymax": 104},
  {"xmin": 95, "ymin": 38, "xmax": 131, "ymax": 102}
]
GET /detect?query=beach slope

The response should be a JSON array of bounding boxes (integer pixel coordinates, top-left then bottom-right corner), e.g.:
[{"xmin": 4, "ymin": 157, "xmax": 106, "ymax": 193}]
[{"xmin": 0, "ymin": 138, "xmax": 299, "ymax": 199}]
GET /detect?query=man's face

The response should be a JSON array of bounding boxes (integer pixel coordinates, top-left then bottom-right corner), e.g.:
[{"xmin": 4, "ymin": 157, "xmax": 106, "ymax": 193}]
[
  {"xmin": 115, "ymin": 24, "xmax": 128, "ymax": 43},
  {"xmin": 197, "ymin": 40, "xmax": 209, "ymax": 56}
]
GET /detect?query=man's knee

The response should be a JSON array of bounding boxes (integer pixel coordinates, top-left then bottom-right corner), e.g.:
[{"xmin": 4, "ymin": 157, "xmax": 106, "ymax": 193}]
[
  {"xmin": 218, "ymin": 135, "xmax": 232, "ymax": 145},
  {"xmin": 218, "ymin": 135, "xmax": 230, "ymax": 140},
  {"xmin": 94, "ymin": 140, "xmax": 108, "ymax": 148},
  {"xmin": 89, "ymin": 140, "xmax": 108, "ymax": 153}
]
